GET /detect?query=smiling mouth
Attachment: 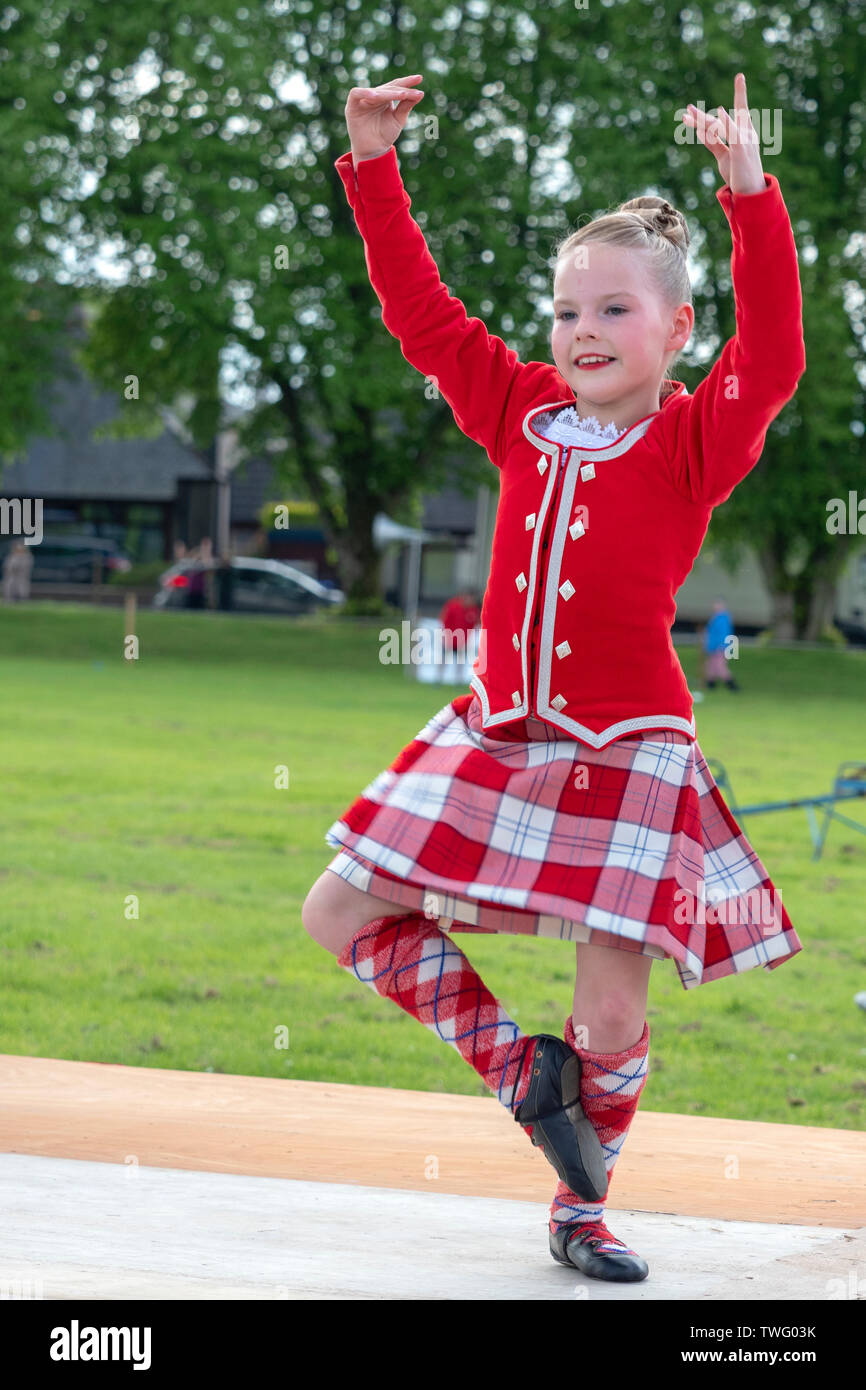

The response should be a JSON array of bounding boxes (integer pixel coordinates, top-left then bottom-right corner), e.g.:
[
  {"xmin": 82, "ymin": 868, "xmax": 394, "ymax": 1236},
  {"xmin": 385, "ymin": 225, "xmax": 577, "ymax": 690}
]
[{"xmin": 575, "ymin": 356, "xmax": 615, "ymax": 366}]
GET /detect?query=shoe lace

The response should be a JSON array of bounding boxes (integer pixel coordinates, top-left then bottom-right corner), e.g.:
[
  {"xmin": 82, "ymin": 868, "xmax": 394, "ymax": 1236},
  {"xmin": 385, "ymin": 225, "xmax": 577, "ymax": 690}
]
[
  {"xmin": 571, "ymin": 1220, "xmax": 610, "ymax": 1247},
  {"xmin": 512, "ymin": 1038, "xmax": 579, "ymax": 1124},
  {"xmin": 566, "ymin": 1220, "xmax": 634, "ymax": 1254}
]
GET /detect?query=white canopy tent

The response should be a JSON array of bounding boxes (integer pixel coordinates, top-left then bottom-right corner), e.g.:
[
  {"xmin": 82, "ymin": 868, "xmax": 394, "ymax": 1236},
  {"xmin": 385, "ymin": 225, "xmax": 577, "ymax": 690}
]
[
  {"xmin": 372, "ymin": 511, "xmax": 479, "ymax": 685},
  {"xmin": 372, "ymin": 512, "xmax": 438, "ymax": 625}
]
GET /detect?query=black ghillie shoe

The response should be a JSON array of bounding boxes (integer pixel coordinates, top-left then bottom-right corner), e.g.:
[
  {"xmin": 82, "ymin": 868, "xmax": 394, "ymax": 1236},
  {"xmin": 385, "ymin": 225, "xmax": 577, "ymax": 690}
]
[
  {"xmin": 550, "ymin": 1220, "xmax": 649, "ymax": 1283},
  {"xmin": 512, "ymin": 1034, "xmax": 608, "ymax": 1203}
]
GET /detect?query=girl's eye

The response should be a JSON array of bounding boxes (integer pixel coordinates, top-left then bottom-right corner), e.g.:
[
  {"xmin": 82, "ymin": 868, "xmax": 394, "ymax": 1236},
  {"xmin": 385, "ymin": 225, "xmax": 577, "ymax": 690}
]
[{"xmin": 556, "ymin": 307, "xmax": 626, "ymax": 320}]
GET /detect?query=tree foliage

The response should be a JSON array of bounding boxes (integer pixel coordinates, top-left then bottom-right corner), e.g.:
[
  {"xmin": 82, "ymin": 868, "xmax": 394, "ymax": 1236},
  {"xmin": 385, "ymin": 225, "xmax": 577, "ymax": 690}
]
[{"xmin": 1, "ymin": 0, "xmax": 862, "ymax": 626}]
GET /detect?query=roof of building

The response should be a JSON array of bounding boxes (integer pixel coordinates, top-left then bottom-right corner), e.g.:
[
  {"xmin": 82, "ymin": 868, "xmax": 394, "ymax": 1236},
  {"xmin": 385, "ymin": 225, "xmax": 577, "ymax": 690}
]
[
  {"xmin": 0, "ymin": 307, "xmax": 214, "ymax": 502},
  {"xmin": 0, "ymin": 309, "xmax": 482, "ymax": 535}
]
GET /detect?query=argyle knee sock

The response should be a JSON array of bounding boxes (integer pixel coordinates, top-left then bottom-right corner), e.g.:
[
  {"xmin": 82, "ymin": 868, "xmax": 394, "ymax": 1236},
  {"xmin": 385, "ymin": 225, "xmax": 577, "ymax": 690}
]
[
  {"xmin": 337, "ymin": 912, "xmax": 535, "ymax": 1117},
  {"xmin": 548, "ymin": 1015, "xmax": 650, "ymax": 1254}
]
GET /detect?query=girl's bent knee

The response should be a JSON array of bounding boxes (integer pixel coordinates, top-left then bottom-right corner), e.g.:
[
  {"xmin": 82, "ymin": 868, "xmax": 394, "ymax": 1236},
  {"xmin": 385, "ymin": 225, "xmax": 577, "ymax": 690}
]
[
  {"xmin": 300, "ymin": 892, "xmax": 323, "ymax": 940},
  {"xmin": 300, "ymin": 874, "xmax": 338, "ymax": 940}
]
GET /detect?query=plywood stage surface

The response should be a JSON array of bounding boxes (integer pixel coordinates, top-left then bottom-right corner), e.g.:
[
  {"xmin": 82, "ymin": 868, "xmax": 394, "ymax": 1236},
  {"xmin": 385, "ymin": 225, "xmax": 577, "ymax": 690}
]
[{"xmin": 1, "ymin": 1054, "xmax": 863, "ymax": 1300}]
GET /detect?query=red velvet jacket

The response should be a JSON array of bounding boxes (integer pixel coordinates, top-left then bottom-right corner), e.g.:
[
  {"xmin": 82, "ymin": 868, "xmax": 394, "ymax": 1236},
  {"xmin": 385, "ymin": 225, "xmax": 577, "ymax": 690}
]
[{"xmin": 334, "ymin": 146, "xmax": 805, "ymax": 748}]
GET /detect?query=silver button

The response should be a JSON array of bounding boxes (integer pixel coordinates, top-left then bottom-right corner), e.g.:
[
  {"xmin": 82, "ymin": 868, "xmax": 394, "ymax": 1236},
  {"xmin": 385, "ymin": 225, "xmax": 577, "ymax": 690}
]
[
  {"xmin": 525, "ymin": 512, "xmax": 536, "ymax": 530},
  {"xmin": 569, "ymin": 519, "xmax": 585, "ymax": 540},
  {"xmin": 559, "ymin": 579, "xmax": 575, "ymax": 600},
  {"xmin": 580, "ymin": 462, "xmax": 596, "ymax": 481},
  {"xmin": 515, "ymin": 572, "xmax": 527, "ymax": 591},
  {"xmin": 512, "ymin": 690, "xmax": 522, "ymax": 707},
  {"xmin": 537, "ymin": 456, "xmax": 549, "ymax": 475},
  {"xmin": 512, "ymin": 633, "xmax": 520, "ymax": 650},
  {"xmin": 555, "ymin": 640, "xmax": 571, "ymax": 658},
  {"xmin": 551, "ymin": 693, "xmax": 567, "ymax": 711}
]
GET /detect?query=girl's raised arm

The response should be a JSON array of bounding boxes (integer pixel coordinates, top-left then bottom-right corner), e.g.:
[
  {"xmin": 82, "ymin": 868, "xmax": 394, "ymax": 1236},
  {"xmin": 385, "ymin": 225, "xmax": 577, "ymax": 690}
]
[
  {"xmin": 657, "ymin": 76, "xmax": 806, "ymax": 507},
  {"xmin": 337, "ymin": 75, "xmax": 536, "ymax": 468},
  {"xmin": 658, "ymin": 171, "xmax": 806, "ymax": 508}
]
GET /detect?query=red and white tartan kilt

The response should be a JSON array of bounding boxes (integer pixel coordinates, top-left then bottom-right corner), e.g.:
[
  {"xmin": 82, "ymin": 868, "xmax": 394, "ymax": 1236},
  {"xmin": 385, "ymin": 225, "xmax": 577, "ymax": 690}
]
[{"xmin": 323, "ymin": 690, "xmax": 803, "ymax": 991}]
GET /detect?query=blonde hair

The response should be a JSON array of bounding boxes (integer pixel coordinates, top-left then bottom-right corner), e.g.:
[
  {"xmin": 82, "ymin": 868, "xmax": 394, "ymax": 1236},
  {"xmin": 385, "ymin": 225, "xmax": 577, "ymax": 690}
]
[{"xmin": 552, "ymin": 195, "xmax": 692, "ymax": 377}]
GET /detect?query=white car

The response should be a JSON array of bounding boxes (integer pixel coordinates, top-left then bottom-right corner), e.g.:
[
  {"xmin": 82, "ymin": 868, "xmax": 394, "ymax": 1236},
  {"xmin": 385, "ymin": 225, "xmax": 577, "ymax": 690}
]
[{"xmin": 153, "ymin": 556, "xmax": 344, "ymax": 614}]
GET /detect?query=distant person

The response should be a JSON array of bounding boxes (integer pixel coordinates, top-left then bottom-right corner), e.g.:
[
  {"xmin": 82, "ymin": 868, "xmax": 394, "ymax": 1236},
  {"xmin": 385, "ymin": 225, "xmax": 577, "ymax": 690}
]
[
  {"xmin": 251, "ymin": 526, "xmax": 267, "ymax": 559},
  {"xmin": 2, "ymin": 542, "xmax": 33, "ymax": 602},
  {"xmin": 186, "ymin": 566, "xmax": 205, "ymax": 609},
  {"xmin": 186, "ymin": 537, "xmax": 214, "ymax": 610},
  {"xmin": 438, "ymin": 588, "xmax": 481, "ymax": 682},
  {"xmin": 703, "ymin": 598, "xmax": 739, "ymax": 691}
]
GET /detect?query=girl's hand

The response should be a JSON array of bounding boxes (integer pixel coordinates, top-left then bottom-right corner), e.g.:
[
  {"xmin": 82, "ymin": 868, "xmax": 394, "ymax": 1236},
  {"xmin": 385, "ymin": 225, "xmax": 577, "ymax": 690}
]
[
  {"xmin": 683, "ymin": 73, "xmax": 765, "ymax": 195},
  {"xmin": 345, "ymin": 74, "xmax": 425, "ymax": 163}
]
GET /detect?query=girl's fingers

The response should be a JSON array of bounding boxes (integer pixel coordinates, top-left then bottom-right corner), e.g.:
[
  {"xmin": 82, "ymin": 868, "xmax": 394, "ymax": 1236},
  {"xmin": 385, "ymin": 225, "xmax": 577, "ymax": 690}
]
[
  {"xmin": 716, "ymin": 97, "xmax": 758, "ymax": 150},
  {"xmin": 695, "ymin": 102, "xmax": 739, "ymax": 154},
  {"xmin": 357, "ymin": 90, "xmax": 424, "ymax": 106},
  {"xmin": 685, "ymin": 102, "xmax": 717, "ymax": 129},
  {"xmin": 359, "ymin": 84, "xmax": 424, "ymax": 100},
  {"xmin": 359, "ymin": 85, "xmax": 422, "ymax": 97},
  {"xmin": 735, "ymin": 72, "xmax": 748, "ymax": 110},
  {"xmin": 709, "ymin": 105, "xmax": 733, "ymax": 145},
  {"xmin": 374, "ymin": 76, "xmax": 423, "ymax": 94},
  {"xmin": 685, "ymin": 104, "xmax": 725, "ymax": 148}
]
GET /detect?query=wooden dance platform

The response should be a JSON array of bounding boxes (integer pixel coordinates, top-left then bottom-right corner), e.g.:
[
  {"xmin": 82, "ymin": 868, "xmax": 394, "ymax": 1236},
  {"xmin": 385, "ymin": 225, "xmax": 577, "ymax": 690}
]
[{"xmin": 1, "ymin": 1053, "xmax": 864, "ymax": 1300}]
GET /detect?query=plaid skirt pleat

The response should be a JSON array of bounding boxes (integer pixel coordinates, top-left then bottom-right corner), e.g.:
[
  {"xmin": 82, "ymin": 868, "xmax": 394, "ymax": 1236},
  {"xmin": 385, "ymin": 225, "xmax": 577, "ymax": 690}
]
[{"xmin": 323, "ymin": 691, "xmax": 803, "ymax": 991}]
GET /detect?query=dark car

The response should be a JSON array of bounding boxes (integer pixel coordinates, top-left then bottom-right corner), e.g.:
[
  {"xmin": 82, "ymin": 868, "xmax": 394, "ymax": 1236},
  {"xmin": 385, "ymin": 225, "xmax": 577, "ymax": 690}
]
[
  {"xmin": 152, "ymin": 556, "xmax": 344, "ymax": 614},
  {"xmin": 0, "ymin": 534, "xmax": 132, "ymax": 583}
]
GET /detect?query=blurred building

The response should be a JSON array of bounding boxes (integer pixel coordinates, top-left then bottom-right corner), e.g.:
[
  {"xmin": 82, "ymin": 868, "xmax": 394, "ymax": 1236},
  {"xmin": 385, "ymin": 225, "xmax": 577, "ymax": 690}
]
[
  {"xmin": 0, "ymin": 305, "xmax": 492, "ymax": 613},
  {"xmin": 2, "ymin": 305, "xmax": 863, "ymax": 633}
]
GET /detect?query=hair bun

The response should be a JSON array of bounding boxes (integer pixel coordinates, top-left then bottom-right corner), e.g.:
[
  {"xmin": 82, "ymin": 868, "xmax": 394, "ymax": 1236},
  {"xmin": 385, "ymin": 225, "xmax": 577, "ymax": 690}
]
[{"xmin": 618, "ymin": 195, "xmax": 690, "ymax": 254}]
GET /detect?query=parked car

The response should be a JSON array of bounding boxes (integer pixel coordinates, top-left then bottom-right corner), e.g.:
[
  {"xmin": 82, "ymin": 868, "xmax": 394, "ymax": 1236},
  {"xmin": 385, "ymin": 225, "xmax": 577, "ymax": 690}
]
[
  {"xmin": 152, "ymin": 556, "xmax": 345, "ymax": 614},
  {"xmin": 0, "ymin": 534, "xmax": 132, "ymax": 583}
]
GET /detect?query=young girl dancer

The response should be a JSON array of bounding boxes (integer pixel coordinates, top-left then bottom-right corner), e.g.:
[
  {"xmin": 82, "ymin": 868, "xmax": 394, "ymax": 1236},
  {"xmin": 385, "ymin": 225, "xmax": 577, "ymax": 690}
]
[{"xmin": 302, "ymin": 71, "xmax": 806, "ymax": 1283}]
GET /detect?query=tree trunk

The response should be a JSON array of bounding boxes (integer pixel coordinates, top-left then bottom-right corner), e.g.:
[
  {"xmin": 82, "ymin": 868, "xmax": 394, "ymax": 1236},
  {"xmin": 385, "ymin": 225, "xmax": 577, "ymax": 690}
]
[
  {"xmin": 755, "ymin": 544, "xmax": 797, "ymax": 639},
  {"xmin": 768, "ymin": 590, "xmax": 797, "ymax": 639},
  {"xmin": 331, "ymin": 527, "xmax": 384, "ymax": 604},
  {"xmin": 331, "ymin": 475, "xmax": 404, "ymax": 607},
  {"xmin": 798, "ymin": 544, "xmax": 850, "ymax": 641},
  {"xmin": 802, "ymin": 571, "xmax": 839, "ymax": 640}
]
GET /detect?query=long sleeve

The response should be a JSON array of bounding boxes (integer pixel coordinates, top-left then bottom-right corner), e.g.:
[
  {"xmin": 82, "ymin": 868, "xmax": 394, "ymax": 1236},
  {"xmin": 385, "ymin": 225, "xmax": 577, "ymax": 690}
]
[
  {"xmin": 334, "ymin": 147, "xmax": 535, "ymax": 468},
  {"xmin": 659, "ymin": 172, "xmax": 806, "ymax": 508}
]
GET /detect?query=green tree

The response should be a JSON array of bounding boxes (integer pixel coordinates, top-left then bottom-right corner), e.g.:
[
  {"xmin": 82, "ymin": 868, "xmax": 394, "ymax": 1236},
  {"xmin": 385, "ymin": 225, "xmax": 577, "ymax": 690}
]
[
  {"xmin": 1, "ymin": 0, "xmax": 862, "ymax": 626},
  {"xmin": 0, "ymin": 0, "xmax": 83, "ymax": 458}
]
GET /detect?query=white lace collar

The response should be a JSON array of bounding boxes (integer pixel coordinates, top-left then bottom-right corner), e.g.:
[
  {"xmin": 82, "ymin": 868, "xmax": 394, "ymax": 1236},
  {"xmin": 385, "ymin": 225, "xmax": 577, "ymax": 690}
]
[{"xmin": 534, "ymin": 404, "xmax": 626, "ymax": 449}]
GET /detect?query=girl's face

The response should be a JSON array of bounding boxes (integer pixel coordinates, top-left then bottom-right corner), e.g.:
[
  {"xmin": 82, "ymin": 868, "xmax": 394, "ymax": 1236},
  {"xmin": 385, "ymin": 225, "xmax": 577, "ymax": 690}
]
[{"xmin": 550, "ymin": 243, "xmax": 692, "ymax": 413}]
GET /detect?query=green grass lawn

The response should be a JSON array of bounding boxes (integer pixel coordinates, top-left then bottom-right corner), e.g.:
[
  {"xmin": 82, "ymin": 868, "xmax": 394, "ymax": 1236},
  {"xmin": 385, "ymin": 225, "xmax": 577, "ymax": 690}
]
[{"xmin": 1, "ymin": 602, "xmax": 865, "ymax": 1129}]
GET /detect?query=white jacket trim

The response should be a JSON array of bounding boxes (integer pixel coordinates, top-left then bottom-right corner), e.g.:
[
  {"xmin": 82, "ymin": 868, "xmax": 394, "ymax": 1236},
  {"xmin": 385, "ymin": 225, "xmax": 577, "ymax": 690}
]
[
  {"xmin": 471, "ymin": 670, "xmax": 696, "ymax": 745},
  {"xmin": 468, "ymin": 394, "xmax": 696, "ymax": 742},
  {"xmin": 535, "ymin": 707, "xmax": 697, "ymax": 748},
  {"xmin": 470, "ymin": 435, "xmax": 560, "ymax": 724}
]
